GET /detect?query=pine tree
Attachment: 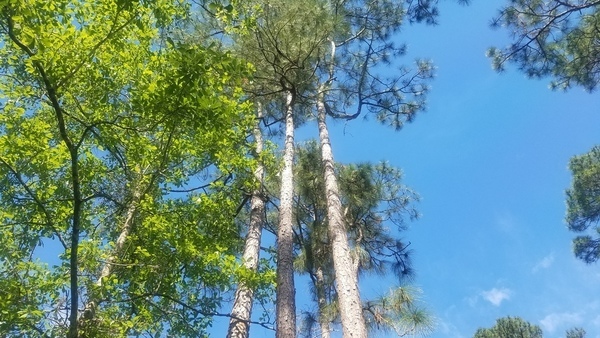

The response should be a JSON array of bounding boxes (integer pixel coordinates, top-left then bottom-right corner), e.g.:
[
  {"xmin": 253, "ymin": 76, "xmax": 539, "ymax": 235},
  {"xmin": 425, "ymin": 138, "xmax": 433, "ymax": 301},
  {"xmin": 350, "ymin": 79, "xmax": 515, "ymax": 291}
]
[
  {"xmin": 311, "ymin": 1, "xmax": 437, "ymax": 334},
  {"xmin": 566, "ymin": 145, "xmax": 600, "ymax": 264},
  {"xmin": 207, "ymin": 1, "xmax": 336, "ymax": 336},
  {"xmin": 294, "ymin": 142, "xmax": 431, "ymax": 337},
  {"xmin": 473, "ymin": 316, "xmax": 543, "ymax": 338},
  {"xmin": 489, "ymin": 0, "xmax": 600, "ymax": 91}
]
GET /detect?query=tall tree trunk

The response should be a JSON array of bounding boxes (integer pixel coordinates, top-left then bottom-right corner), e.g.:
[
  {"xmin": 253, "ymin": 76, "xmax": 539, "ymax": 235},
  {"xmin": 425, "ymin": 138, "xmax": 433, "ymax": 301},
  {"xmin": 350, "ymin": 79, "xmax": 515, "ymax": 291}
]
[
  {"xmin": 227, "ymin": 103, "xmax": 266, "ymax": 338},
  {"xmin": 276, "ymin": 90, "xmax": 297, "ymax": 338},
  {"xmin": 80, "ymin": 178, "xmax": 144, "ymax": 327},
  {"xmin": 97, "ymin": 183, "xmax": 143, "ymax": 286},
  {"xmin": 67, "ymin": 141, "xmax": 82, "ymax": 338},
  {"xmin": 316, "ymin": 89, "xmax": 368, "ymax": 338},
  {"xmin": 315, "ymin": 266, "xmax": 331, "ymax": 338}
]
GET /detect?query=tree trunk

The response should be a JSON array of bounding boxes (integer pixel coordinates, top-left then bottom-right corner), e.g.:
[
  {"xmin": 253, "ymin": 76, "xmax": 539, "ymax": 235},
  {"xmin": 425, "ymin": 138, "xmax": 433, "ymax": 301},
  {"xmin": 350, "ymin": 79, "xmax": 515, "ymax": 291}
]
[
  {"xmin": 317, "ymin": 90, "xmax": 368, "ymax": 338},
  {"xmin": 67, "ymin": 145, "xmax": 82, "ymax": 338},
  {"xmin": 227, "ymin": 103, "xmax": 266, "ymax": 338},
  {"xmin": 80, "ymin": 178, "xmax": 144, "ymax": 330},
  {"xmin": 98, "ymin": 185, "xmax": 142, "ymax": 286},
  {"xmin": 315, "ymin": 266, "xmax": 331, "ymax": 338},
  {"xmin": 276, "ymin": 90, "xmax": 297, "ymax": 338}
]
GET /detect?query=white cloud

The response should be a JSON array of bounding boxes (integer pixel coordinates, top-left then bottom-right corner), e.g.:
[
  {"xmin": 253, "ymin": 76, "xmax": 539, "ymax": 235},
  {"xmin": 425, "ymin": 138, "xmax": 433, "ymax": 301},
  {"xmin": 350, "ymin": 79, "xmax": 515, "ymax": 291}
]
[
  {"xmin": 481, "ymin": 287, "xmax": 511, "ymax": 306},
  {"xmin": 532, "ymin": 253, "xmax": 555, "ymax": 273},
  {"xmin": 539, "ymin": 312, "xmax": 583, "ymax": 334}
]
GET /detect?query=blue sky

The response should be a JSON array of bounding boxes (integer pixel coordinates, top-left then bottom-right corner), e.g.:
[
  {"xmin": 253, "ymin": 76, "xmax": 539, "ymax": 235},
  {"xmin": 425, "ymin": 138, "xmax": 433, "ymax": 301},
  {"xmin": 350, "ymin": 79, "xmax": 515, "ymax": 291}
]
[
  {"xmin": 313, "ymin": 1, "xmax": 600, "ymax": 337},
  {"xmin": 223, "ymin": 1, "xmax": 600, "ymax": 337}
]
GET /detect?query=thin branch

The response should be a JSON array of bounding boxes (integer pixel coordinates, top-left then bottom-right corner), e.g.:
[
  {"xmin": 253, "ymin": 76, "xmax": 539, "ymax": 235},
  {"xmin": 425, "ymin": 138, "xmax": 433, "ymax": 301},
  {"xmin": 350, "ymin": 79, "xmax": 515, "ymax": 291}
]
[
  {"xmin": 56, "ymin": 7, "xmax": 136, "ymax": 90},
  {"xmin": 0, "ymin": 157, "xmax": 67, "ymax": 249},
  {"xmin": 152, "ymin": 292, "xmax": 276, "ymax": 331},
  {"xmin": 6, "ymin": 14, "xmax": 83, "ymax": 338}
]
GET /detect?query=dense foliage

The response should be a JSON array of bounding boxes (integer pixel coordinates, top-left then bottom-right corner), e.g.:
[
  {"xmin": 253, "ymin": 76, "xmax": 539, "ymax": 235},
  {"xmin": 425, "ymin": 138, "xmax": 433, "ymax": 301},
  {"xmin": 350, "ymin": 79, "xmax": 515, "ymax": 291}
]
[
  {"xmin": 566, "ymin": 145, "xmax": 600, "ymax": 264},
  {"xmin": 473, "ymin": 316, "xmax": 543, "ymax": 338},
  {"xmin": 474, "ymin": 317, "xmax": 587, "ymax": 338},
  {"xmin": 0, "ymin": 0, "xmax": 270, "ymax": 336}
]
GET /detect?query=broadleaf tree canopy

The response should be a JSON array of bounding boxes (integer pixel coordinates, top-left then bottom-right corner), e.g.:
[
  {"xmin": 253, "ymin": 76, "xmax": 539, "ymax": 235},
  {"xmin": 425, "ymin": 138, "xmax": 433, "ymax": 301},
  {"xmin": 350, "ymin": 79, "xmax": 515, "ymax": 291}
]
[{"xmin": 0, "ymin": 0, "xmax": 267, "ymax": 336}]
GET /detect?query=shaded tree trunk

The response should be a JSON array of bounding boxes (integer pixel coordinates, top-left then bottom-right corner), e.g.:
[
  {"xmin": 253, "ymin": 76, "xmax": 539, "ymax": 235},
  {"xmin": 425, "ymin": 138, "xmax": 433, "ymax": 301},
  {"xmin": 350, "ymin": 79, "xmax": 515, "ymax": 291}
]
[
  {"xmin": 316, "ymin": 88, "xmax": 367, "ymax": 338},
  {"xmin": 276, "ymin": 90, "xmax": 297, "ymax": 338},
  {"xmin": 66, "ymin": 133, "xmax": 82, "ymax": 338},
  {"xmin": 315, "ymin": 266, "xmax": 331, "ymax": 338},
  {"xmin": 227, "ymin": 103, "xmax": 266, "ymax": 338}
]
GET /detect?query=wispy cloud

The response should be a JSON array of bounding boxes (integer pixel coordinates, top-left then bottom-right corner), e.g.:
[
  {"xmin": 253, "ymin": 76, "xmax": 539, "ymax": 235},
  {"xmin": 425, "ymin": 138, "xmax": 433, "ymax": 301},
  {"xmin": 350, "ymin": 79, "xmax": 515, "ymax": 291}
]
[
  {"xmin": 437, "ymin": 319, "xmax": 467, "ymax": 338},
  {"xmin": 539, "ymin": 312, "xmax": 582, "ymax": 334},
  {"xmin": 532, "ymin": 253, "xmax": 555, "ymax": 273},
  {"xmin": 494, "ymin": 212, "xmax": 518, "ymax": 234},
  {"xmin": 481, "ymin": 287, "xmax": 511, "ymax": 306},
  {"xmin": 593, "ymin": 314, "xmax": 600, "ymax": 327}
]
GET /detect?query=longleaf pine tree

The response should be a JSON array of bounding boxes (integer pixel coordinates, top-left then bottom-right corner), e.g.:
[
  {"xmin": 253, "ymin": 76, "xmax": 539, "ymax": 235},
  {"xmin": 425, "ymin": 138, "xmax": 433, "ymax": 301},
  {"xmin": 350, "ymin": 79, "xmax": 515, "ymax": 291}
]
[
  {"xmin": 566, "ymin": 146, "xmax": 600, "ymax": 264},
  {"xmin": 294, "ymin": 142, "xmax": 431, "ymax": 337},
  {"xmin": 490, "ymin": 0, "xmax": 600, "ymax": 91}
]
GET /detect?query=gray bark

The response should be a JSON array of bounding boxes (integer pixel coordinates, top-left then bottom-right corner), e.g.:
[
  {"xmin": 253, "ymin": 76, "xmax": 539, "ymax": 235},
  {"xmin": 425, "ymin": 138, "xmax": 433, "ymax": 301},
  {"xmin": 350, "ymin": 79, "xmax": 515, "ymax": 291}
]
[
  {"xmin": 315, "ymin": 266, "xmax": 331, "ymax": 338},
  {"xmin": 81, "ymin": 178, "xmax": 144, "ymax": 323},
  {"xmin": 276, "ymin": 90, "xmax": 297, "ymax": 338},
  {"xmin": 317, "ymin": 88, "xmax": 368, "ymax": 338},
  {"xmin": 227, "ymin": 103, "xmax": 266, "ymax": 338},
  {"xmin": 97, "ymin": 186, "xmax": 142, "ymax": 286}
]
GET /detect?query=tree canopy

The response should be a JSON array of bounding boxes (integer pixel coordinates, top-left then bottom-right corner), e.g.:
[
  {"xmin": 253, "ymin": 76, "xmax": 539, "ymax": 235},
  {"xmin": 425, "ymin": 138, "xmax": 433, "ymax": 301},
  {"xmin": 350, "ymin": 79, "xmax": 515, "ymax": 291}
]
[
  {"xmin": 473, "ymin": 316, "xmax": 543, "ymax": 338},
  {"xmin": 0, "ymin": 0, "xmax": 267, "ymax": 336},
  {"xmin": 566, "ymin": 145, "xmax": 600, "ymax": 264},
  {"xmin": 489, "ymin": 0, "xmax": 600, "ymax": 91},
  {"xmin": 474, "ymin": 316, "xmax": 587, "ymax": 338},
  {"xmin": 567, "ymin": 328, "xmax": 587, "ymax": 338}
]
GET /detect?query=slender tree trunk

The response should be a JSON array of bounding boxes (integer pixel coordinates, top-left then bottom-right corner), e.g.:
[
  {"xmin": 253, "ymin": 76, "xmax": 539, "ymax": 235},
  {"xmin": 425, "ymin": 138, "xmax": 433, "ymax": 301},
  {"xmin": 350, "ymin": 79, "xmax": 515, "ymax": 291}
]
[
  {"xmin": 315, "ymin": 266, "xmax": 331, "ymax": 338},
  {"xmin": 227, "ymin": 103, "xmax": 266, "ymax": 338},
  {"xmin": 316, "ymin": 89, "xmax": 368, "ymax": 338},
  {"xmin": 276, "ymin": 90, "xmax": 297, "ymax": 338},
  {"xmin": 7, "ymin": 18, "xmax": 83, "ymax": 336},
  {"xmin": 67, "ymin": 147, "xmax": 82, "ymax": 338},
  {"xmin": 98, "ymin": 185, "xmax": 142, "ymax": 285},
  {"xmin": 80, "ymin": 180, "xmax": 143, "ymax": 326}
]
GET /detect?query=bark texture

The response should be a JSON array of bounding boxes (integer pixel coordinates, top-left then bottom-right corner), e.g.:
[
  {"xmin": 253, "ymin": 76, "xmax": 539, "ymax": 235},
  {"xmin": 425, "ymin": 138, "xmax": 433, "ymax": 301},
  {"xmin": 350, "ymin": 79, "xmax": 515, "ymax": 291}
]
[
  {"xmin": 276, "ymin": 91, "xmax": 297, "ymax": 338},
  {"xmin": 227, "ymin": 104, "xmax": 266, "ymax": 338},
  {"xmin": 80, "ymin": 178, "xmax": 144, "ymax": 330},
  {"xmin": 317, "ymin": 91, "xmax": 368, "ymax": 338},
  {"xmin": 315, "ymin": 266, "xmax": 331, "ymax": 338}
]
